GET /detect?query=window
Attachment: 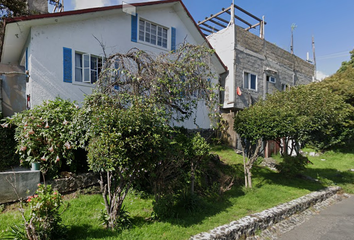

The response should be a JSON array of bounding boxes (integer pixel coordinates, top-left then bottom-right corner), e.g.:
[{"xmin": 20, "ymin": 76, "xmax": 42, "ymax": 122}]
[
  {"xmin": 244, "ymin": 72, "xmax": 257, "ymax": 91},
  {"xmin": 75, "ymin": 52, "xmax": 102, "ymax": 84},
  {"xmin": 282, "ymin": 83, "xmax": 289, "ymax": 91},
  {"xmin": 267, "ymin": 75, "xmax": 276, "ymax": 83},
  {"xmin": 139, "ymin": 19, "xmax": 168, "ymax": 48}
]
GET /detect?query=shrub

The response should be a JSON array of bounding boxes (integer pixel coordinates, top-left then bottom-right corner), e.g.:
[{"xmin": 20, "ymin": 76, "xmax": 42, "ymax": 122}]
[
  {"xmin": 4, "ymin": 184, "xmax": 67, "ymax": 240},
  {"xmin": 6, "ymin": 98, "xmax": 79, "ymax": 176}
]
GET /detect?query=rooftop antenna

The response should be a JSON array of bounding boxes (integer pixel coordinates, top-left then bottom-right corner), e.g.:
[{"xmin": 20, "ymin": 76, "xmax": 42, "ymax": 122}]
[{"xmin": 291, "ymin": 23, "xmax": 297, "ymax": 54}]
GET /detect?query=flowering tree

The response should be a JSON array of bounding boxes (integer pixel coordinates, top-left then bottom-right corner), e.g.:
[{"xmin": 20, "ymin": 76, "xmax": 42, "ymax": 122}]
[{"xmin": 6, "ymin": 98, "xmax": 78, "ymax": 175}]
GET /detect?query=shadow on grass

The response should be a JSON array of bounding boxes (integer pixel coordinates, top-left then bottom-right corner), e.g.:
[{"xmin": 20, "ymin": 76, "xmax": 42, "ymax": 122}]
[
  {"xmin": 153, "ymin": 161, "xmax": 337, "ymax": 228},
  {"xmin": 152, "ymin": 162, "xmax": 246, "ymax": 228},
  {"xmin": 251, "ymin": 166, "xmax": 326, "ymax": 191},
  {"xmin": 66, "ymin": 216, "xmax": 152, "ymax": 239},
  {"xmin": 66, "ymin": 224, "xmax": 116, "ymax": 240},
  {"xmin": 304, "ymin": 167, "xmax": 354, "ymax": 187}
]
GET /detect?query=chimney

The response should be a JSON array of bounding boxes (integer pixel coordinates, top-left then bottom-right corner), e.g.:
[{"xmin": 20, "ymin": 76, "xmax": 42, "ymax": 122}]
[{"xmin": 27, "ymin": 0, "xmax": 48, "ymax": 14}]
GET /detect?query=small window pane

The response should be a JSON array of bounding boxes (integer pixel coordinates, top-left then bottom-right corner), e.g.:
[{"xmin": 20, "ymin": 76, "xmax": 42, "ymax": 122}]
[
  {"xmin": 91, "ymin": 70, "xmax": 97, "ymax": 83},
  {"xmin": 84, "ymin": 68, "xmax": 89, "ymax": 82},
  {"xmin": 84, "ymin": 55, "xmax": 89, "ymax": 68},
  {"xmin": 244, "ymin": 72, "xmax": 248, "ymax": 89},
  {"xmin": 75, "ymin": 68, "xmax": 82, "ymax": 82},
  {"xmin": 75, "ymin": 53, "xmax": 82, "ymax": 82},
  {"xmin": 151, "ymin": 24, "xmax": 157, "ymax": 44},
  {"xmin": 139, "ymin": 20, "xmax": 144, "ymax": 29},
  {"xmin": 91, "ymin": 57, "xmax": 97, "ymax": 70},
  {"xmin": 250, "ymin": 74, "xmax": 256, "ymax": 90},
  {"xmin": 145, "ymin": 33, "xmax": 150, "ymax": 42},
  {"xmin": 75, "ymin": 53, "xmax": 82, "ymax": 67}
]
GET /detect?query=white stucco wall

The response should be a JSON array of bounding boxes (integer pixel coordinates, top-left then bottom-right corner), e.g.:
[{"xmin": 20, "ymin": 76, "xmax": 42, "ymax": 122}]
[
  {"xmin": 24, "ymin": 6, "xmax": 215, "ymax": 129},
  {"xmin": 207, "ymin": 25, "xmax": 235, "ymax": 109}
]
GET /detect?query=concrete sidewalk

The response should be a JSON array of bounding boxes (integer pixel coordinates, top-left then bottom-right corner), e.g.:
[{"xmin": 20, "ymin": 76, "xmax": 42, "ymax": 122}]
[{"xmin": 278, "ymin": 195, "xmax": 354, "ymax": 240}]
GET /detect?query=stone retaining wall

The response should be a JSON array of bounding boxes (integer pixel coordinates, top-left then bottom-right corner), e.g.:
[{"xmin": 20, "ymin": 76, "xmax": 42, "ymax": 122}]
[
  {"xmin": 190, "ymin": 186, "xmax": 341, "ymax": 240},
  {"xmin": 47, "ymin": 172, "xmax": 99, "ymax": 194}
]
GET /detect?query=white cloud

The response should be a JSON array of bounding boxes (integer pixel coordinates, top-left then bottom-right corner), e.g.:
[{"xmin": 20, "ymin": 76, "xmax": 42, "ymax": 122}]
[
  {"xmin": 72, "ymin": 0, "xmax": 161, "ymax": 10},
  {"xmin": 315, "ymin": 70, "xmax": 329, "ymax": 81}
]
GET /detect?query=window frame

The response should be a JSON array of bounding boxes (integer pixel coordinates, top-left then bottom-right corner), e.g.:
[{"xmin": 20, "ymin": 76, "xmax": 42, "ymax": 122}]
[
  {"xmin": 75, "ymin": 52, "xmax": 102, "ymax": 84},
  {"xmin": 281, "ymin": 83, "xmax": 289, "ymax": 91},
  {"xmin": 267, "ymin": 75, "xmax": 276, "ymax": 83},
  {"xmin": 243, "ymin": 71, "xmax": 258, "ymax": 91},
  {"xmin": 138, "ymin": 18, "xmax": 168, "ymax": 49}
]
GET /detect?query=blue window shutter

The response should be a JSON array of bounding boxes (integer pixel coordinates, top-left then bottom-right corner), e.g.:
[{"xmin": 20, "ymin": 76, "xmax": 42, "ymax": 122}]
[
  {"xmin": 25, "ymin": 47, "xmax": 28, "ymax": 70},
  {"xmin": 171, "ymin": 27, "xmax": 176, "ymax": 51},
  {"xmin": 63, "ymin": 47, "xmax": 72, "ymax": 83},
  {"xmin": 131, "ymin": 14, "xmax": 138, "ymax": 42}
]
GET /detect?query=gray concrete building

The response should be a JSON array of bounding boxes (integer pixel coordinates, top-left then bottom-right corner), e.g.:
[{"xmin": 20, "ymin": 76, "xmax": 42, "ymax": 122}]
[{"xmin": 198, "ymin": 3, "xmax": 315, "ymax": 149}]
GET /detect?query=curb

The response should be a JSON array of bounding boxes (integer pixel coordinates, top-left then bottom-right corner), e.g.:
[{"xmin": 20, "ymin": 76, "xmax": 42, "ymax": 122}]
[{"xmin": 190, "ymin": 186, "xmax": 342, "ymax": 240}]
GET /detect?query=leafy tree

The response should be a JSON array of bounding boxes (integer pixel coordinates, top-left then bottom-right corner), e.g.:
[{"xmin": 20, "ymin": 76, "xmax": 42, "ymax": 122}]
[
  {"xmin": 337, "ymin": 49, "xmax": 354, "ymax": 73},
  {"xmin": 84, "ymin": 95, "xmax": 168, "ymax": 230},
  {"xmin": 234, "ymin": 83, "xmax": 354, "ymax": 187},
  {"xmin": 320, "ymin": 65, "xmax": 354, "ymax": 107},
  {"xmin": 183, "ymin": 132, "xmax": 210, "ymax": 195},
  {"xmin": 0, "ymin": 0, "xmax": 60, "ymax": 17},
  {"xmin": 97, "ymin": 43, "xmax": 221, "ymax": 126},
  {"xmin": 0, "ymin": 0, "xmax": 27, "ymax": 17},
  {"xmin": 78, "ymin": 43, "xmax": 220, "ymax": 228}
]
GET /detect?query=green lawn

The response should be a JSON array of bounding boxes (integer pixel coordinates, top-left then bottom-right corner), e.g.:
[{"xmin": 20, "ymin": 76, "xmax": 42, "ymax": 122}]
[{"xmin": 1, "ymin": 146, "xmax": 353, "ymax": 239}]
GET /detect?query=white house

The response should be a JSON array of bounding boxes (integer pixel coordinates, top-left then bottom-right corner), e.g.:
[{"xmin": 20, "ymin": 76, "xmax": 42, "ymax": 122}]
[{"xmin": 0, "ymin": 0, "xmax": 226, "ymax": 129}]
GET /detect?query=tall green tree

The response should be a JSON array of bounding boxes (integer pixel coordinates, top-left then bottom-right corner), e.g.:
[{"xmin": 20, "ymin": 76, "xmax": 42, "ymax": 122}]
[
  {"xmin": 234, "ymin": 83, "xmax": 354, "ymax": 187},
  {"xmin": 78, "ymin": 43, "xmax": 220, "ymax": 229},
  {"xmin": 337, "ymin": 49, "xmax": 354, "ymax": 73}
]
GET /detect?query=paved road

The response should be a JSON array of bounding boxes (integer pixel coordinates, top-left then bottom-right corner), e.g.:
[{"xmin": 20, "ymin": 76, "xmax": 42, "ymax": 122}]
[{"xmin": 278, "ymin": 195, "xmax": 354, "ymax": 240}]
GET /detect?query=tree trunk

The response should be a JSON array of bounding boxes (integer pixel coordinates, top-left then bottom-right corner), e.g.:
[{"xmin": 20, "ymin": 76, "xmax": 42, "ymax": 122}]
[
  {"xmin": 190, "ymin": 162, "xmax": 195, "ymax": 195},
  {"xmin": 247, "ymin": 167, "xmax": 252, "ymax": 188},
  {"xmin": 242, "ymin": 148, "xmax": 248, "ymax": 188}
]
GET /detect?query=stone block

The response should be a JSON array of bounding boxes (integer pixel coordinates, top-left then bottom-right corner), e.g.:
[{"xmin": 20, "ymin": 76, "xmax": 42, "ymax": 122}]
[{"xmin": 0, "ymin": 170, "xmax": 40, "ymax": 204}]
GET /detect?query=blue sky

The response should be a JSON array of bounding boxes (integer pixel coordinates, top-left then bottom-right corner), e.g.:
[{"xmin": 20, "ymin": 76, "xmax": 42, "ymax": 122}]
[{"xmin": 57, "ymin": 0, "xmax": 354, "ymax": 79}]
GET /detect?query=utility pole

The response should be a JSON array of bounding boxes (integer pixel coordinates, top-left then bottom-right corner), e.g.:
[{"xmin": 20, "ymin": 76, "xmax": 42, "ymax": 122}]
[
  {"xmin": 312, "ymin": 35, "xmax": 317, "ymax": 81},
  {"xmin": 291, "ymin": 23, "xmax": 297, "ymax": 54}
]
